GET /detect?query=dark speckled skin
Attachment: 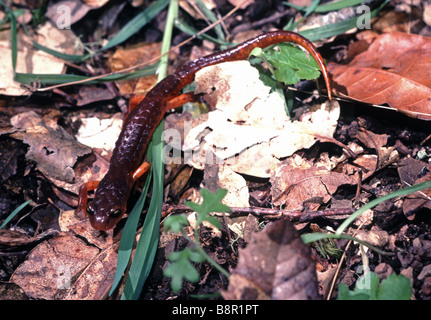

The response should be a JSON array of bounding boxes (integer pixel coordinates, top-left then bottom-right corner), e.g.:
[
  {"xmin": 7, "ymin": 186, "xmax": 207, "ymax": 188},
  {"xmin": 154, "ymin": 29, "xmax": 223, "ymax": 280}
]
[{"xmin": 82, "ymin": 31, "xmax": 332, "ymax": 230}]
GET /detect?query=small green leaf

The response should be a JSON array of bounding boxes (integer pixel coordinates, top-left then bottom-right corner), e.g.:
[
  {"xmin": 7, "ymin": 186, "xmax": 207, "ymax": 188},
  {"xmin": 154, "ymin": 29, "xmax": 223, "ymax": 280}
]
[
  {"xmin": 337, "ymin": 282, "xmax": 370, "ymax": 300},
  {"xmin": 164, "ymin": 214, "xmax": 189, "ymax": 233},
  {"xmin": 185, "ymin": 188, "xmax": 230, "ymax": 229},
  {"xmin": 377, "ymin": 273, "xmax": 412, "ymax": 300},
  {"xmin": 354, "ymin": 272, "xmax": 380, "ymax": 300},
  {"xmin": 265, "ymin": 43, "xmax": 321, "ymax": 85},
  {"xmin": 164, "ymin": 248, "xmax": 206, "ymax": 292},
  {"xmin": 337, "ymin": 272, "xmax": 412, "ymax": 300}
]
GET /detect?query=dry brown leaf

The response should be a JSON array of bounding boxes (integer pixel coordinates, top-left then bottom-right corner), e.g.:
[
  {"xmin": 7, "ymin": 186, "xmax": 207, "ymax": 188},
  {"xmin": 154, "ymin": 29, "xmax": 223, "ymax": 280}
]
[
  {"xmin": 109, "ymin": 42, "xmax": 161, "ymax": 95},
  {"xmin": 10, "ymin": 111, "xmax": 91, "ymax": 184},
  {"xmin": 397, "ymin": 156, "xmax": 431, "ymax": 219},
  {"xmin": 76, "ymin": 112, "xmax": 123, "ymax": 152},
  {"xmin": 0, "ymin": 282, "xmax": 29, "ymax": 300},
  {"xmin": 10, "ymin": 231, "xmax": 117, "ymax": 300},
  {"xmin": 227, "ymin": 0, "xmax": 253, "ymax": 9},
  {"xmin": 0, "ymin": 229, "xmax": 58, "ymax": 252},
  {"xmin": 270, "ymin": 155, "xmax": 357, "ymax": 209},
  {"xmin": 222, "ymin": 217, "xmax": 319, "ymax": 300},
  {"xmin": 204, "ymin": 164, "xmax": 250, "ymax": 208},
  {"xmin": 328, "ymin": 32, "xmax": 431, "ymax": 120},
  {"xmin": 10, "ymin": 234, "xmax": 98, "ymax": 299},
  {"xmin": 75, "ymin": 86, "xmax": 116, "ymax": 106}
]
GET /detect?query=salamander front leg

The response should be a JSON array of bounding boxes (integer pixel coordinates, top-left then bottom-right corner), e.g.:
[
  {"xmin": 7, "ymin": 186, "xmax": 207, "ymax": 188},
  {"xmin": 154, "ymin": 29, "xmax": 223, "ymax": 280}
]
[{"xmin": 76, "ymin": 180, "xmax": 100, "ymax": 217}]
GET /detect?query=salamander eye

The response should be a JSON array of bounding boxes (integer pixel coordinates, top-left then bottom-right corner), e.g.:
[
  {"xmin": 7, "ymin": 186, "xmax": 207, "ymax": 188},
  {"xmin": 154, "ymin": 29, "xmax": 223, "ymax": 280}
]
[
  {"xmin": 109, "ymin": 208, "xmax": 122, "ymax": 218},
  {"xmin": 86, "ymin": 204, "xmax": 95, "ymax": 215}
]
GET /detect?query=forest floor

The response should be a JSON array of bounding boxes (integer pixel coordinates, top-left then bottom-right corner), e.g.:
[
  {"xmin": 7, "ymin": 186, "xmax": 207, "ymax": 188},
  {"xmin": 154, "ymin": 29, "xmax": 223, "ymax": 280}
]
[{"xmin": 0, "ymin": 0, "xmax": 430, "ymax": 301}]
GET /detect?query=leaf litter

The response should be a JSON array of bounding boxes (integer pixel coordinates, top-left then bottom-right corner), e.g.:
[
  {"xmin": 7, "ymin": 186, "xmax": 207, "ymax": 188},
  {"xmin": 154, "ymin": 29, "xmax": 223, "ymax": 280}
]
[{"xmin": 1, "ymin": 0, "xmax": 431, "ymax": 301}]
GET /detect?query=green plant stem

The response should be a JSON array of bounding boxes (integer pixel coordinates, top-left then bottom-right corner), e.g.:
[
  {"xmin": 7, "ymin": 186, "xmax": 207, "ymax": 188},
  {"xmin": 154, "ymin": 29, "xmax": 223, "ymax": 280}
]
[
  {"xmin": 120, "ymin": 0, "xmax": 178, "ymax": 300},
  {"xmin": 197, "ymin": 245, "xmax": 230, "ymax": 278},
  {"xmin": 182, "ymin": 230, "xmax": 230, "ymax": 279}
]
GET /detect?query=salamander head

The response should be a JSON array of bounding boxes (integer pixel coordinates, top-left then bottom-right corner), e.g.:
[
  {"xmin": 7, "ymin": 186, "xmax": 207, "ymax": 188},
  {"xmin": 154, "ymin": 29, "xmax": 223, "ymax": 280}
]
[{"xmin": 85, "ymin": 176, "xmax": 131, "ymax": 231}]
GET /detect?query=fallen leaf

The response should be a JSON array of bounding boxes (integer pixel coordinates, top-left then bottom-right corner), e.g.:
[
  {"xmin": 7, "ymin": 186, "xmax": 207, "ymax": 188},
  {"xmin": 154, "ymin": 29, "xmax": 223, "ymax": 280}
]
[
  {"xmin": 0, "ymin": 229, "xmax": 59, "ymax": 252},
  {"xmin": 0, "ymin": 21, "xmax": 83, "ymax": 95},
  {"xmin": 204, "ymin": 164, "xmax": 250, "ymax": 208},
  {"xmin": 10, "ymin": 231, "xmax": 117, "ymax": 300},
  {"xmin": 328, "ymin": 32, "xmax": 431, "ymax": 120},
  {"xmin": 183, "ymin": 61, "xmax": 339, "ymax": 178},
  {"xmin": 10, "ymin": 111, "xmax": 91, "ymax": 184},
  {"xmin": 75, "ymin": 86, "xmax": 116, "ymax": 106},
  {"xmin": 109, "ymin": 42, "xmax": 161, "ymax": 95},
  {"xmin": 45, "ymin": 0, "xmax": 93, "ymax": 26},
  {"xmin": 10, "ymin": 233, "xmax": 100, "ymax": 299},
  {"xmin": 397, "ymin": 156, "xmax": 431, "ymax": 219},
  {"xmin": 270, "ymin": 155, "xmax": 357, "ymax": 209},
  {"xmin": 0, "ymin": 282, "xmax": 29, "ymax": 300},
  {"xmin": 76, "ymin": 113, "xmax": 123, "ymax": 152},
  {"xmin": 222, "ymin": 217, "xmax": 319, "ymax": 300},
  {"xmin": 62, "ymin": 248, "xmax": 117, "ymax": 300}
]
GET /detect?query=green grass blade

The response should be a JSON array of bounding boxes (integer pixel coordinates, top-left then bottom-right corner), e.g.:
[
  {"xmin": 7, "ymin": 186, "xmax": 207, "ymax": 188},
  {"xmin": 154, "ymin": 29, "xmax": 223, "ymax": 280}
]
[
  {"xmin": 297, "ymin": 0, "xmax": 389, "ymax": 41},
  {"xmin": 301, "ymin": 232, "xmax": 388, "ymax": 256},
  {"xmin": 30, "ymin": 41, "xmax": 93, "ymax": 62},
  {"xmin": 13, "ymin": 63, "xmax": 159, "ymax": 86},
  {"xmin": 285, "ymin": 0, "xmax": 368, "ymax": 13},
  {"xmin": 195, "ymin": 0, "xmax": 225, "ymax": 43},
  {"xmin": 285, "ymin": 0, "xmax": 321, "ymax": 31},
  {"xmin": 101, "ymin": 0, "xmax": 170, "ymax": 51},
  {"xmin": 0, "ymin": 0, "xmax": 18, "ymax": 72},
  {"xmin": 20, "ymin": 0, "xmax": 169, "ymax": 63},
  {"xmin": 0, "ymin": 200, "xmax": 31, "ymax": 230},
  {"xmin": 336, "ymin": 179, "xmax": 431, "ymax": 236},
  {"xmin": 174, "ymin": 19, "xmax": 232, "ymax": 46},
  {"xmin": 109, "ymin": 168, "xmax": 153, "ymax": 296},
  {"xmin": 120, "ymin": 0, "xmax": 178, "ymax": 300}
]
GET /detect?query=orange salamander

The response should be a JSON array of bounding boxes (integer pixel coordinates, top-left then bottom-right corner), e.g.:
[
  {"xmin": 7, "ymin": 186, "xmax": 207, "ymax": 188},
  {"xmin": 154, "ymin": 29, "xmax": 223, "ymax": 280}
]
[{"xmin": 76, "ymin": 30, "xmax": 332, "ymax": 230}]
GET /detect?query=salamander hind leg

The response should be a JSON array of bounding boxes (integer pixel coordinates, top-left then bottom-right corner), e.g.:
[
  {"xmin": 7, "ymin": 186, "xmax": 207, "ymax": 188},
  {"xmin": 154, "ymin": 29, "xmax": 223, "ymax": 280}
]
[
  {"xmin": 166, "ymin": 92, "xmax": 203, "ymax": 111},
  {"xmin": 132, "ymin": 161, "xmax": 151, "ymax": 181}
]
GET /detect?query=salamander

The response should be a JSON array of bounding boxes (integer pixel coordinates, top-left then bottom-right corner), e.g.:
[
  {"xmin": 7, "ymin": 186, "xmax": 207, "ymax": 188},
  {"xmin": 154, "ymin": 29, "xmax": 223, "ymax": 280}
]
[{"xmin": 76, "ymin": 30, "xmax": 332, "ymax": 230}]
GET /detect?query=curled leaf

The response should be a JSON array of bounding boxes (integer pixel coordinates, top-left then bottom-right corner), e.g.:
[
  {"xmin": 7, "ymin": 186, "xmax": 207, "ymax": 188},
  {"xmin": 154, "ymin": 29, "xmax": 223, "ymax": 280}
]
[
  {"xmin": 223, "ymin": 218, "xmax": 319, "ymax": 300},
  {"xmin": 328, "ymin": 32, "xmax": 431, "ymax": 120}
]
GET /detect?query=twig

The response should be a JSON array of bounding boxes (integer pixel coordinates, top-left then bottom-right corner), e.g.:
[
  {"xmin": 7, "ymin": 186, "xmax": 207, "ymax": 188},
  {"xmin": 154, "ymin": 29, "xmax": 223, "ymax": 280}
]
[
  {"xmin": 325, "ymin": 220, "xmax": 366, "ymax": 300},
  {"xmin": 313, "ymin": 134, "xmax": 357, "ymax": 159},
  {"xmin": 162, "ymin": 203, "xmax": 355, "ymax": 222}
]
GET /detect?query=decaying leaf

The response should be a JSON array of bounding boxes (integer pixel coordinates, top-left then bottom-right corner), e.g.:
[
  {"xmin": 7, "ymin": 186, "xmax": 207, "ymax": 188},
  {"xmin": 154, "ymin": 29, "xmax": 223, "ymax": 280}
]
[
  {"xmin": 109, "ymin": 42, "xmax": 161, "ymax": 95},
  {"xmin": 183, "ymin": 61, "xmax": 339, "ymax": 178},
  {"xmin": 10, "ymin": 232, "xmax": 117, "ymax": 300},
  {"xmin": 45, "ymin": 0, "xmax": 93, "ymax": 26},
  {"xmin": 223, "ymin": 217, "xmax": 319, "ymax": 300},
  {"xmin": 270, "ymin": 155, "xmax": 357, "ymax": 209},
  {"xmin": 10, "ymin": 111, "xmax": 91, "ymax": 184},
  {"xmin": 397, "ymin": 156, "xmax": 431, "ymax": 219},
  {"xmin": 328, "ymin": 32, "xmax": 431, "ymax": 120},
  {"xmin": 0, "ymin": 229, "xmax": 59, "ymax": 252},
  {"xmin": 0, "ymin": 282, "xmax": 29, "ymax": 300}
]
